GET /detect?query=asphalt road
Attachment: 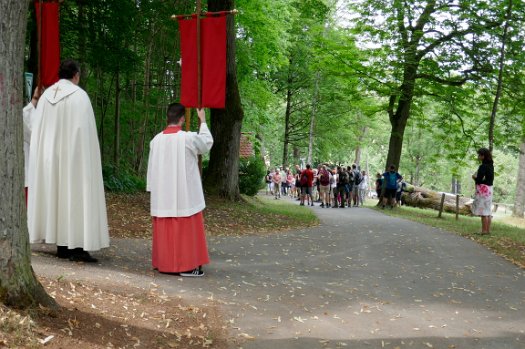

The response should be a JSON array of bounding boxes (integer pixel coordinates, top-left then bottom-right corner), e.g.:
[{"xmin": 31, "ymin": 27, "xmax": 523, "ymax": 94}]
[{"xmin": 33, "ymin": 201, "xmax": 525, "ymax": 349}]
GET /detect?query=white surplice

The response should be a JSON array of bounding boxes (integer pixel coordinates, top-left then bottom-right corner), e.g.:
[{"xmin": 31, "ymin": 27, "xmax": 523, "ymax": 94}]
[
  {"xmin": 147, "ymin": 123, "xmax": 213, "ymax": 217},
  {"xmin": 27, "ymin": 79, "xmax": 109, "ymax": 251},
  {"xmin": 22, "ymin": 102, "xmax": 35, "ymax": 187}
]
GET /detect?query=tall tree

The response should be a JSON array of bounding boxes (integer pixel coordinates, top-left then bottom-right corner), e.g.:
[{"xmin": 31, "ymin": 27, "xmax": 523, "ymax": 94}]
[
  {"xmin": 0, "ymin": 0, "xmax": 55, "ymax": 308},
  {"xmin": 204, "ymin": 0, "xmax": 245, "ymax": 200},
  {"xmin": 350, "ymin": 0, "xmax": 504, "ymax": 170},
  {"xmin": 488, "ymin": 0, "xmax": 513, "ymax": 152},
  {"xmin": 514, "ymin": 139, "xmax": 525, "ymax": 218}
]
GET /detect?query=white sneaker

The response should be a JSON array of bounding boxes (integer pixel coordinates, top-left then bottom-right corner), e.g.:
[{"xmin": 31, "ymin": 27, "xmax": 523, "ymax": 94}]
[{"xmin": 180, "ymin": 268, "xmax": 204, "ymax": 277}]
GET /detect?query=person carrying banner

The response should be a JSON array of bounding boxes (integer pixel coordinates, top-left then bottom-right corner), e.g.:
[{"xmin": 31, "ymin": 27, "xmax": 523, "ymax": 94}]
[{"xmin": 147, "ymin": 104, "xmax": 213, "ymax": 276}]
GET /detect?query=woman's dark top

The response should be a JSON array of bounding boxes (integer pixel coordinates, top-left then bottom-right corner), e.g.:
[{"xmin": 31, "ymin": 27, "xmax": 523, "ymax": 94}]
[{"xmin": 475, "ymin": 160, "xmax": 494, "ymax": 186}]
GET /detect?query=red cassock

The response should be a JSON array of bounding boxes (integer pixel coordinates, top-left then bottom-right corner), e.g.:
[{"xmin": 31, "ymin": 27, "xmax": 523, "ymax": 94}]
[
  {"xmin": 150, "ymin": 126, "xmax": 211, "ymax": 273},
  {"xmin": 152, "ymin": 213, "xmax": 209, "ymax": 273}
]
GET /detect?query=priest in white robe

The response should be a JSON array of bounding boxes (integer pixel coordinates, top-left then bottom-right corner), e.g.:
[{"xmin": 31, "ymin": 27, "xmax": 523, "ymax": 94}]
[
  {"xmin": 147, "ymin": 104, "xmax": 213, "ymax": 276},
  {"xmin": 28, "ymin": 60, "xmax": 109, "ymax": 263},
  {"xmin": 22, "ymin": 88, "xmax": 41, "ymax": 204}
]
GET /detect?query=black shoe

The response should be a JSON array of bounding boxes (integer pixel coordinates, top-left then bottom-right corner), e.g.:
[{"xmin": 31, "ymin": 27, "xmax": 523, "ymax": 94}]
[
  {"xmin": 339, "ymin": 205, "xmax": 344, "ymax": 208},
  {"xmin": 69, "ymin": 250, "xmax": 98, "ymax": 263},
  {"xmin": 180, "ymin": 268, "xmax": 204, "ymax": 277},
  {"xmin": 320, "ymin": 204, "xmax": 325, "ymax": 208},
  {"xmin": 56, "ymin": 246, "xmax": 71, "ymax": 259}
]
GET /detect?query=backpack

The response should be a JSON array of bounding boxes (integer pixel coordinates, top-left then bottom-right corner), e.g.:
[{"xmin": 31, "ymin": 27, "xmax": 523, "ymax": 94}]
[
  {"xmin": 319, "ymin": 170, "xmax": 330, "ymax": 186},
  {"xmin": 339, "ymin": 171, "xmax": 349, "ymax": 185},
  {"xmin": 385, "ymin": 172, "xmax": 398, "ymax": 189},
  {"xmin": 354, "ymin": 170, "xmax": 362, "ymax": 185},
  {"xmin": 300, "ymin": 171, "xmax": 309, "ymax": 186}
]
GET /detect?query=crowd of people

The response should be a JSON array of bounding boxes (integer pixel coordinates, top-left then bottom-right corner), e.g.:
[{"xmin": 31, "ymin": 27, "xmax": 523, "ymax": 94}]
[
  {"xmin": 265, "ymin": 150, "xmax": 495, "ymax": 237},
  {"xmin": 266, "ymin": 163, "xmax": 367, "ymax": 208},
  {"xmin": 265, "ymin": 163, "xmax": 405, "ymax": 209}
]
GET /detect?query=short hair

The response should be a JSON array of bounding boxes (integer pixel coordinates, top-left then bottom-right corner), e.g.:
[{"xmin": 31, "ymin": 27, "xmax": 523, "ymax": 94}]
[
  {"xmin": 58, "ymin": 59, "xmax": 80, "ymax": 79},
  {"xmin": 167, "ymin": 103, "xmax": 186, "ymax": 124},
  {"xmin": 477, "ymin": 148, "xmax": 493, "ymax": 162},
  {"xmin": 389, "ymin": 164, "xmax": 396, "ymax": 171},
  {"xmin": 306, "ymin": 164, "xmax": 311, "ymax": 169},
  {"xmin": 352, "ymin": 164, "xmax": 357, "ymax": 169}
]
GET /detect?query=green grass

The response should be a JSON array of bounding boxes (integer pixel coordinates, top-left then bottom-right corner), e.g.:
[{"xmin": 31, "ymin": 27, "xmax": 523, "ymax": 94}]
[
  {"xmin": 244, "ymin": 195, "xmax": 319, "ymax": 224},
  {"xmin": 368, "ymin": 203, "xmax": 525, "ymax": 268},
  {"xmin": 204, "ymin": 194, "xmax": 319, "ymax": 236}
]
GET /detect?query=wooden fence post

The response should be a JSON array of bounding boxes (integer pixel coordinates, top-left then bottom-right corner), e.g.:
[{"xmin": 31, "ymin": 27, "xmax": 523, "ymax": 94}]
[
  {"xmin": 437, "ymin": 193, "xmax": 446, "ymax": 218},
  {"xmin": 456, "ymin": 194, "xmax": 459, "ymax": 220}
]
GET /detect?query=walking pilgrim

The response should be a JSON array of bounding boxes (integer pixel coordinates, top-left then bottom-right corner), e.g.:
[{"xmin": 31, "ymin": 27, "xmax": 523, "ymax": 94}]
[
  {"xmin": 147, "ymin": 104, "xmax": 213, "ymax": 276},
  {"xmin": 27, "ymin": 59, "xmax": 109, "ymax": 263}
]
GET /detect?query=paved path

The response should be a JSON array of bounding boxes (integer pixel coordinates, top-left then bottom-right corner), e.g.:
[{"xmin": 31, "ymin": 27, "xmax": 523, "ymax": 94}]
[{"xmin": 32, "ymin": 201, "xmax": 525, "ymax": 349}]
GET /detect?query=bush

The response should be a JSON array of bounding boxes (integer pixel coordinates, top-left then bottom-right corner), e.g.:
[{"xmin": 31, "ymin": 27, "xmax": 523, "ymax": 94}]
[
  {"xmin": 239, "ymin": 156, "xmax": 266, "ymax": 196},
  {"xmin": 103, "ymin": 164, "xmax": 146, "ymax": 192}
]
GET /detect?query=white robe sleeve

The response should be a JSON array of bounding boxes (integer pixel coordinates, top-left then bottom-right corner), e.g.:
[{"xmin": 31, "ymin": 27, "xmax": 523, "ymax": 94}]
[
  {"xmin": 191, "ymin": 123, "xmax": 214, "ymax": 155},
  {"xmin": 22, "ymin": 103, "xmax": 35, "ymax": 186},
  {"xmin": 146, "ymin": 139, "xmax": 155, "ymax": 192}
]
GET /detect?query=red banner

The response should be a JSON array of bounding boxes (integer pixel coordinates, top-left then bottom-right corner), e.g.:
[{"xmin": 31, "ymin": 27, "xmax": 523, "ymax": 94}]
[
  {"xmin": 178, "ymin": 16, "xmax": 227, "ymax": 109},
  {"xmin": 35, "ymin": 1, "xmax": 60, "ymax": 88}
]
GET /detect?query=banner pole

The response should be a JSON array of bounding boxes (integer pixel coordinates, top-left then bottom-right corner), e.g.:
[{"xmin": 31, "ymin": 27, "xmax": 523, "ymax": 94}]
[
  {"xmin": 37, "ymin": 0, "xmax": 43, "ymax": 93},
  {"xmin": 196, "ymin": 0, "xmax": 202, "ymax": 109}
]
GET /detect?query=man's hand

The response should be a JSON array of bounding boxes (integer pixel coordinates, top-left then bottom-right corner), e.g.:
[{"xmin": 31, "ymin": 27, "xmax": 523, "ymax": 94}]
[
  {"xmin": 31, "ymin": 87, "xmax": 43, "ymax": 107},
  {"xmin": 197, "ymin": 108, "xmax": 206, "ymax": 124}
]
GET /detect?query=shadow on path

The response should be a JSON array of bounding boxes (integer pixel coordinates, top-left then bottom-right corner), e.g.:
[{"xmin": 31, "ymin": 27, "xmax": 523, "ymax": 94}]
[{"xmin": 32, "ymin": 199, "xmax": 525, "ymax": 349}]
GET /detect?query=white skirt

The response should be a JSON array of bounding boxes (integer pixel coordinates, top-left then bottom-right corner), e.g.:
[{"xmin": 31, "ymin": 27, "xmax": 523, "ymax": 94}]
[{"xmin": 471, "ymin": 184, "xmax": 493, "ymax": 216}]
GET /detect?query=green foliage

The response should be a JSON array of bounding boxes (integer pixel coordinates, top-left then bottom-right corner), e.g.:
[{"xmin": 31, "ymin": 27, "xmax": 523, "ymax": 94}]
[
  {"xmin": 23, "ymin": 0, "xmax": 525, "ymax": 206},
  {"xmin": 238, "ymin": 156, "xmax": 266, "ymax": 196},
  {"xmin": 103, "ymin": 165, "xmax": 146, "ymax": 193}
]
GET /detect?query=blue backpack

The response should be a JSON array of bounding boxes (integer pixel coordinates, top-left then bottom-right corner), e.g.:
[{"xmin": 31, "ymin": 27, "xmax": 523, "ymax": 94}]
[{"xmin": 385, "ymin": 172, "xmax": 398, "ymax": 189}]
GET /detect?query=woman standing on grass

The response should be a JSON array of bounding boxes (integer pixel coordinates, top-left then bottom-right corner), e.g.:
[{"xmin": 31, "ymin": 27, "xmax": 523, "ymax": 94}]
[{"xmin": 471, "ymin": 148, "xmax": 494, "ymax": 235}]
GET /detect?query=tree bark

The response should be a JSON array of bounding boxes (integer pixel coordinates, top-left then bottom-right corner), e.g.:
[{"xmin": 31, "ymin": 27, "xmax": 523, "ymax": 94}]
[
  {"xmin": 402, "ymin": 185, "xmax": 472, "ymax": 216},
  {"xmin": 0, "ymin": 0, "xmax": 56, "ymax": 309},
  {"xmin": 513, "ymin": 140, "xmax": 525, "ymax": 218},
  {"xmin": 282, "ymin": 63, "xmax": 293, "ymax": 169},
  {"xmin": 113, "ymin": 69, "xmax": 121, "ymax": 168},
  {"xmin": 307, "ymin": 71, "xmax": 320, "ymax": 165},
  {"xmin": 489, "ymin": 0, "xmax": 512, "ymax": 152},
  {"xmin": 204, "ymin": 0, "xmax": 244, "ymax": 201}
]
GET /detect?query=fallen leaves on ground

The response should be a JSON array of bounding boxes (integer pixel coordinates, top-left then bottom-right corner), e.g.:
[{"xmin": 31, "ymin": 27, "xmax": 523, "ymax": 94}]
[
  {"xmin": 0, "ymin": 277, "xmax": 228, "ymax": 349},
  {"xmin": 107, "ymin": 192, "xmax": 318, "ymax": 239}
]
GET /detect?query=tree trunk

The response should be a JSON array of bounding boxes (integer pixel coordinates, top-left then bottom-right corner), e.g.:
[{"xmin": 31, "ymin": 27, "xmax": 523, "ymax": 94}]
[
  {"xmin": 488, "ymin": 0, "xmax": 512, "ymax": 152},
  {"xmin": 385, "ymin": 113, "xmax": 409, "ymax": 171},
  {"xmin": 113, "ymin": 69, "xmax": 121, "ymax": 167},
  {"xmin": 307, "ymin": 71, "xmax": 320, "ymax": 165},
  {"xmin": 402, "ymin": 185, "xmax": 472, "ymax": 216},
  {"xmin": 0, "ymin": 0, "xmax": 56, "ymax": 309},
  {"xmin": 204, "ymin": 0, "xmax": 244, "ymax": 201},
  {"xmin": 282, "ymin": 64, "xmax": 293, "ymax": 169},
  {"xmin": 513, "ymin": 140, "xmax": 525, "ymax": 218}
]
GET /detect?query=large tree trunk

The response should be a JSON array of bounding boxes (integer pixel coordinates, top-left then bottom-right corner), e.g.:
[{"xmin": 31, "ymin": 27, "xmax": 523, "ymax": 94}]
[
  {"xmin": 113, "ymin": 69, "xmax": 121, "ymax": 167},
  {"xmin": 0, "ymin": 0, "xmax": 56, "ymax": 309},
  {"xmin": 385, "ymin": 113, "xmax": 409, "ymax": 170},
  {"xmin": 488, "ymin": 0, "xmax": 512, "ymax": 152},
  {"xmin": 513, "ymin": 140, "xmax": 525, "ymax": 218},
  {"xmin": 204, "ymin": 0, "xmax": 244, "ymax": 201},
  {"xmin": 402, "ymin": 184, "xmax": 472, "ymax": 216},
  {"xmin": 307, "ymin": 71, "xmax": 320, "ymax": 165},
  {"xmin": 282, "ymin": 85, "xmax": 292, "ymax": 169}
]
